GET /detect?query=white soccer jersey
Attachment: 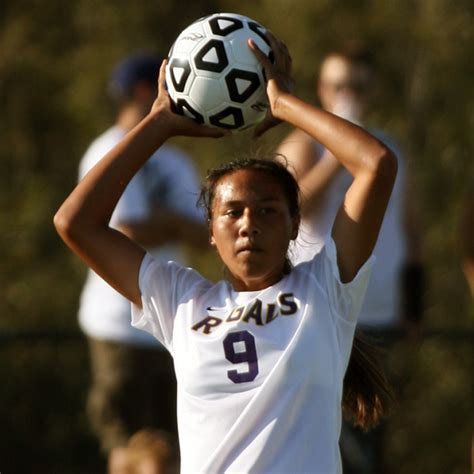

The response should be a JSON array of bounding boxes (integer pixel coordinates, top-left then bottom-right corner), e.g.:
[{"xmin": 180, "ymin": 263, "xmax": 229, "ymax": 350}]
[{"xmin": 132, "ymin": 238, "xmax": 373, "ymax": 473}]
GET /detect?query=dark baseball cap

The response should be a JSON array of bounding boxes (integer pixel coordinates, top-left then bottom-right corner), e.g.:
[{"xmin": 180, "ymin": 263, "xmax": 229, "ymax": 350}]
[{"xmin": 108, "ymin": 52, "xmax": 162, "ymax": 98}]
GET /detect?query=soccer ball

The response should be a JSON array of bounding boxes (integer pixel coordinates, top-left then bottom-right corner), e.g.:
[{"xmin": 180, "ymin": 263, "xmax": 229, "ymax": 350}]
[{"xmin": 165, "ymin": 13, "xmax": 272, "ymax": 132}]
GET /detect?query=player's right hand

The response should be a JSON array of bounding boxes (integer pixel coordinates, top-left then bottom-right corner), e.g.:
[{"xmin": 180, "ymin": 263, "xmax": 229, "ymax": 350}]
[{"xmin": 150, "ymin": 60, "xmax": 228, "ymax": 139}]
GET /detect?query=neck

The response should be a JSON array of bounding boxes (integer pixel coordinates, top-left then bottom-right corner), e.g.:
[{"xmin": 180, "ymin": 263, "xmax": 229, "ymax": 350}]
[{"xmin": 228, "ymin": 269, "xmax": 287, "ymax": 292}]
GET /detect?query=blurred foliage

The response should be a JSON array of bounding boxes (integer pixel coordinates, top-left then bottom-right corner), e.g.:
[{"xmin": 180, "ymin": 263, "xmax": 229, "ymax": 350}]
[{"xmin": 0, "ymin": 0, "xmax": 472, "ymax": 472}]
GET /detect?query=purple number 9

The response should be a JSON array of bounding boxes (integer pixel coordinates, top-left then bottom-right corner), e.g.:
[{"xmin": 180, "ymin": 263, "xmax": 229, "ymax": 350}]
[{"xmin": 223, "ymin": 330, "xmax": 259, "ymax": 383}]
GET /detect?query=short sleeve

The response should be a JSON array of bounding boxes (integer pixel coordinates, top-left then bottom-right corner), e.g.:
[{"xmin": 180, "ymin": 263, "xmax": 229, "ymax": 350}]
[
  {"xmin": 131, "ymin": 253, "xmax": 206, "ymax": 352},
  {"xmin": 316, "ymin": 236, "xmax": 375, "ymax": 325}
]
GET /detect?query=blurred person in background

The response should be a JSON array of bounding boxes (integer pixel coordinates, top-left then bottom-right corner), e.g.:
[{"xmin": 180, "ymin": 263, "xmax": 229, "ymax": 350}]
[
  {"xmin": 77, "ymin": 52, "xmax": 208, "ymax": 470},
  {"xmin": 108, "ymin": 429, "xmax": 179, "ymax": 474},
  {"xmin": 460, "ymin": 182, "xmax": 474, "ymax": 295},
  {"xmin": 277, "ymin": 42, "xmax": 425, "ymax": 474}
]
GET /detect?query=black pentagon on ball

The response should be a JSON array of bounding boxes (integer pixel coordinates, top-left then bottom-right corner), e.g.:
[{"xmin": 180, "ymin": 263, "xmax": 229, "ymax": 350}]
[
  {"xmin": 247, "ymin": 21, "xmax": 270, "ymax": 47},
  {"xmin": 209, "ymin": 106, "xmax": 244, "ymax": 129},
  {"xmin": 168, "ymin": 57, "xmax": 192, "ymax": 93},
  {"xmin": 174, "ymin": 98, "xmax": 204, "ymax": 124},
  {"xmin": 225, "ymin": 69, "xmax": 261, "ymax": 103},
  {"xmin": 262, "ymin": 50, "xmax": 275, "ymax": 83},
  {"xmin": 194, "ymin": 39, "xmax": 229, "ymax": 73},
  {"xmin": 209, "ymin": 16, "xmax": 243, "ymax": 36}
]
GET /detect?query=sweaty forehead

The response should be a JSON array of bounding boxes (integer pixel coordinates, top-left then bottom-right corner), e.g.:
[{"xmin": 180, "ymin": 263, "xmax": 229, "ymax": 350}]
[{"xmin": 214, "ymin": 169, "xmax": 284, "ymax": 206}]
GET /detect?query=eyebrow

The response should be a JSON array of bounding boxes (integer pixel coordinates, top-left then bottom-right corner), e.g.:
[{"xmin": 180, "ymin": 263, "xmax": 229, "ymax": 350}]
[{"xmin": 220, "ymin": 197, "xmax": 282, "ymax": 206}]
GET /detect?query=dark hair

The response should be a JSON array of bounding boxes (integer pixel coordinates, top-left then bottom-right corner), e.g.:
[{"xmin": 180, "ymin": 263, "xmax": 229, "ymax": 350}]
[
  {"xmin": 199, "ymin": 157, "xmax": 394, "ymax": 430},
  {"xmin": 199, "ymin": 157, "xmax": 299, "ymax": 221},
  {"xmin": 343, "ymin": 329, "xmax": 396, "ymax": 430}
]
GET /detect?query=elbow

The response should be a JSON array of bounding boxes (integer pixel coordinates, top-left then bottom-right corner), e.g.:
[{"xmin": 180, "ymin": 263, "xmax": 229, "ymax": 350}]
[
  {"xmin": 53, "ymin": 208, "xmax": 73, "ymax": 242},
  {"xmin": 369, "ymin": 143, "xmax": 398, "ymax": 185},
  {"xmin": 53, "ymin": 206, "xmax": 83, "ymax": 245}
]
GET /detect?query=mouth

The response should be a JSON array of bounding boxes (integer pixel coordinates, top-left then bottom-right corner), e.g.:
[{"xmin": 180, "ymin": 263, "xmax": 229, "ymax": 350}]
[{"xmin": 237, "ymin": 245, "xmax": 263, "ymax": 254}]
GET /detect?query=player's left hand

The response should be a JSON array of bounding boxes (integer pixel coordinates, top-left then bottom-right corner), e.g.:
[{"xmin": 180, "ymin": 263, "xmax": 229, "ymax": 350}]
[{"xmin": 248, "ymin": 31, "xmax": 294, "ymax": 138}]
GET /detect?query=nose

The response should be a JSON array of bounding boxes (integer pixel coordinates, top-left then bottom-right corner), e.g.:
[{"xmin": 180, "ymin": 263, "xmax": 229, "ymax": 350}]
[{"xmin": 238, "ymin": 208, "xmax": 260, "ymax": 237}]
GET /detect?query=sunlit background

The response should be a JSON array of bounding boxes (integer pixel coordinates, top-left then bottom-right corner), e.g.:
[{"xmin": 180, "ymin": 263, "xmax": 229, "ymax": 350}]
[{"xmin": 0, "ymin": 1, "xmax": 472, "ymax": 472}]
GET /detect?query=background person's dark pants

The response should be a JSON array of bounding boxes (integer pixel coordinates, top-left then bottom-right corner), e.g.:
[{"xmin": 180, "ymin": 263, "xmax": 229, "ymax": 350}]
[
  {"xmin": 86, "ymin": 338, "xmax": 177, "ymax": 453},
  {"xmin": 340, "ymin": 422, "xmax": 385, "ymax": 474}
]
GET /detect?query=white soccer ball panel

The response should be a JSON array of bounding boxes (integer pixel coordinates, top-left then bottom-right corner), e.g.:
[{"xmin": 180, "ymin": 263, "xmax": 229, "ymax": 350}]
[
  {"xmin": 172, "ymin": 22, "xmax": 207, "ymax": 56},
  {"xmin": 226, "ymin": 28, "xmax": 270, "ymax": 66},
  {"xmin": 189, "ymin": 76, "xmax": 228, "ymax": 111}
]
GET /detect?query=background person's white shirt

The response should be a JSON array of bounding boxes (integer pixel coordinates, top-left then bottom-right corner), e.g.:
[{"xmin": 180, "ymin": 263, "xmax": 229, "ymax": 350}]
[{"xmin": 78, "ymin": 126, "xmax": 203, "ymax": 346}]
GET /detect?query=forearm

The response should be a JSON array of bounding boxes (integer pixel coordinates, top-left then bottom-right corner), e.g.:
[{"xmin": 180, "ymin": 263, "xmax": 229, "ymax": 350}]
[{"xmin": 275, "ymin": 94, "xmax": 394, "ymax": 177}]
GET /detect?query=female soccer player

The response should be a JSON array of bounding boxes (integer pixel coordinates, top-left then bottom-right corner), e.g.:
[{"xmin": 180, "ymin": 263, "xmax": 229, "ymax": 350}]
[{"xmin": 55, "ymin": 32, "xmax": 397, "ymax": 473}]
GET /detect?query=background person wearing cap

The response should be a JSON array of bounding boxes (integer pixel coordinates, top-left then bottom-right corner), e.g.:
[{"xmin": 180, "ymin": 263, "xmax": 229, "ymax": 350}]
[{"xmin": 77, "ymin": 52, "xmax": 208, "ymax": 469}]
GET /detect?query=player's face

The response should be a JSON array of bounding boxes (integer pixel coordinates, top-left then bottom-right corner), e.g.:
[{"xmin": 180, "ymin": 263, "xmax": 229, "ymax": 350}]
[
  {"xmin": 318, "ymin": 55, "xmax": 370, "ymax": 117},
  {"xmin": 210, "ymin": 169, "xmax": 299, "ymax": 291}
]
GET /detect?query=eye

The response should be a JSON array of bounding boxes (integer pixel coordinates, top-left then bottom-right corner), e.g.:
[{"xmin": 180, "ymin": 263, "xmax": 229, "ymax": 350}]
[
  {"xmin": 259, "ymin": 207, "xmax": 276, "ymax": 215},
  {"xmin": 225, "ymin": 209, "xmax": 241, "ymax": 217}
]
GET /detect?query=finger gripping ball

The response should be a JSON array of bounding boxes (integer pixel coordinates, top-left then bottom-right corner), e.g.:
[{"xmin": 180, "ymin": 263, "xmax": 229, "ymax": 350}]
[{"xmin": 166, "ymin": 13, "xmax": 272, "ymax": 132}]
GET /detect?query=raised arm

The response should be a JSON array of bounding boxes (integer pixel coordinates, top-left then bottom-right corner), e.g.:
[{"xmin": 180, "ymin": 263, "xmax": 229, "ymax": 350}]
[
  {"xmin": 54, "ymin": 61, "xmax": 223, "ymax": 307},
  {"xmin": 250, "ymin": 35, "xmax": 397, "ymax": 282}
]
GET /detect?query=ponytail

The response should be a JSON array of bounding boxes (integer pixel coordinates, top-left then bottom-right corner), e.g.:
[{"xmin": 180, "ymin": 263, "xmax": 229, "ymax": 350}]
[{"xmin": 342, "ymin": 329, "xmax": 396, "ymax": 431}]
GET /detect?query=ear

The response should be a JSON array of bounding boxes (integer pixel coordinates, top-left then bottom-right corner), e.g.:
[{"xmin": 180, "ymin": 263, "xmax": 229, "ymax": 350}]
[
  {"xmin": 291, "ymin": 214, "xmax": 300, "ymax": 241},
  {"xmin": 209, "ymin": 221, "xmax": 216, "ymax": 247}
]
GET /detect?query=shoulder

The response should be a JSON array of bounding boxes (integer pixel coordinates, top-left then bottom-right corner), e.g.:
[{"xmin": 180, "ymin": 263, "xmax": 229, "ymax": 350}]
[
  {"xmin": 293, "ymin": 235, "xmax": 374, "ymax": 286},
  {"xmin": 139, "ymin": 253, "xmax": 211, "ymax": 300}
]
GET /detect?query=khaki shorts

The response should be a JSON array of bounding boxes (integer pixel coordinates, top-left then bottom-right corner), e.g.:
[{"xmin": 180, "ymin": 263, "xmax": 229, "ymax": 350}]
[{"xmin": 86, "ymin": 338, "xmax": 177, "ymax": 453}]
